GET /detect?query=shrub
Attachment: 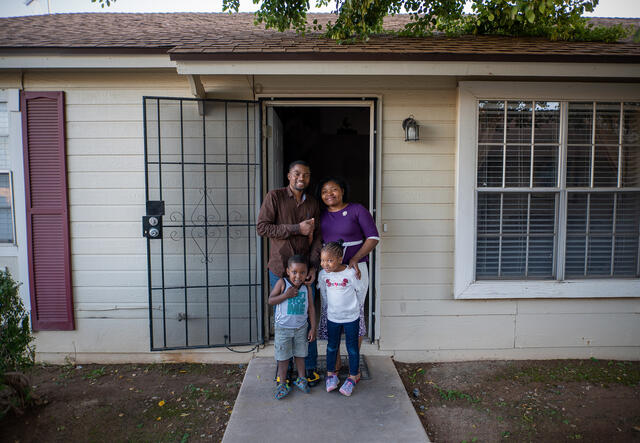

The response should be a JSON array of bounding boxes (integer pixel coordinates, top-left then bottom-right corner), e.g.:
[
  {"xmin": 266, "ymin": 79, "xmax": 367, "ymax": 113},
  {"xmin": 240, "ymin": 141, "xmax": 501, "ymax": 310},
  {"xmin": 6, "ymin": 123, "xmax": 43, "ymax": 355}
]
[
  {"xmin": 0, "ymin": 268, "xmax": 35, "ymax": 418},
  {"xmin": 0, "ymin": 268, "xmax": 34, "ymax": 375}
]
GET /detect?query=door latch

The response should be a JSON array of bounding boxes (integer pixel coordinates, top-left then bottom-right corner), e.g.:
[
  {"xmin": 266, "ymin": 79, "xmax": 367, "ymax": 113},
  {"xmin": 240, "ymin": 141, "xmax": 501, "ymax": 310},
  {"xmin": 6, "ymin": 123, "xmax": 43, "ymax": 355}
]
[{"xmin": 142, "ymin": 200, "xmax": 165, "ymax": 239}]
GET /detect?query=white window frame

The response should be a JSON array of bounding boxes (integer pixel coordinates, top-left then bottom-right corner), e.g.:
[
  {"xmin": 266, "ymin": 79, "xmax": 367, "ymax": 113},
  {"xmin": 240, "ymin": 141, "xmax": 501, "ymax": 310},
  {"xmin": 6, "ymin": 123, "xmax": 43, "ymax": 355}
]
[
  {"xmin": 0, "ymin": 91, "xmax": 17, "ymax": 248},
  {"xmin": 455, "ymin": 82, "xmax": 640, "ymax": 299},
  {"xmin": 0, "ymin": 89, "xmax": 30, "ymax": 313},
  {"xmin": 0, "ymin": 170, "xmax": 16, "ymax": 244}
]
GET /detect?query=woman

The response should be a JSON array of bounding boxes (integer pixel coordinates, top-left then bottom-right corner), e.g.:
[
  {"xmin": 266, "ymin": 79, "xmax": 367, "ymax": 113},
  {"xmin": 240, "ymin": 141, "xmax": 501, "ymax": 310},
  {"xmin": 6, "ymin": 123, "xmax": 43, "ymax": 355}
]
[{"xmin": 316, "ymin": 177, "xmax": 379, "ymax": 370}]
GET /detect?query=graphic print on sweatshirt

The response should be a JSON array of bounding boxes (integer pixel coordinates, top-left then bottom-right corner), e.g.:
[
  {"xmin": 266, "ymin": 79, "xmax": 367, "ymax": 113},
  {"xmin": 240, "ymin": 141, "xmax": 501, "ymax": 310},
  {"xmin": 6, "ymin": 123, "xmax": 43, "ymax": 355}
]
[
  {"xmin": 287, "ymin": 290, "xmax": 307, "ymax": 315},
  {"xmin": 325, "ymin": 277, "xmax": 349, "ymax": 288}
]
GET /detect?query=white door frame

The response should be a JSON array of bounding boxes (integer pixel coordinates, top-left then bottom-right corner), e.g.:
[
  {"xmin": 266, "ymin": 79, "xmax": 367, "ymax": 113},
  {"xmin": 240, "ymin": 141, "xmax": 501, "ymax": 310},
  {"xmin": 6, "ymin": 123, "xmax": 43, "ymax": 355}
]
[{"xmin": 260, "ymin": 97, "xmax": 382, "ymax": 341}]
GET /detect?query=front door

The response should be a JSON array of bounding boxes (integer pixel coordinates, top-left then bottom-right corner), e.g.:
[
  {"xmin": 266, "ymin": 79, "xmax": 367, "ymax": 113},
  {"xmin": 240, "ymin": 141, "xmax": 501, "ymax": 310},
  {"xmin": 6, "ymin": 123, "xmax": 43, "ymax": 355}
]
[
  {"xmin": 263, "ymin": 99, "xmax": 378, "ymax": 341},
  {"xmin": 143, "ymin": 97, "xmax": 262, "ymax": 351}
]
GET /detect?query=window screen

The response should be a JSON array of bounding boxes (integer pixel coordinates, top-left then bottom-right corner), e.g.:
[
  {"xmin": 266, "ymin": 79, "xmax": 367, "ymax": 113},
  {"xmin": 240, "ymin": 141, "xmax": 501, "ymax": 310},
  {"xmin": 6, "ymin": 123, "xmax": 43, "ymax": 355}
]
[
  {"xmin": 476, "ymin": 100, "xmax": 640, "ymax": 280},
  {"xmin": 0, "ymin": 102, "xmax": 13, "ymax": 243},
  {"xmin": 476, "ymin": 101, "xmax": 560, "ymax": 279}
]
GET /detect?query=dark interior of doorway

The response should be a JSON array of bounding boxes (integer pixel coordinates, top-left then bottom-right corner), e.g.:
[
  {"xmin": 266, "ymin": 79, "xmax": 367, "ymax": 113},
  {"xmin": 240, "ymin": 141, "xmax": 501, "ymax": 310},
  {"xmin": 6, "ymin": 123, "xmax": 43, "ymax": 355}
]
[
  {"xmin": 272, "ymin": 105, "xmax": 372, "ymax": 340},
  {"xmin": 273, "ymin": 106, "xmax": 371, "ymax": 209}
]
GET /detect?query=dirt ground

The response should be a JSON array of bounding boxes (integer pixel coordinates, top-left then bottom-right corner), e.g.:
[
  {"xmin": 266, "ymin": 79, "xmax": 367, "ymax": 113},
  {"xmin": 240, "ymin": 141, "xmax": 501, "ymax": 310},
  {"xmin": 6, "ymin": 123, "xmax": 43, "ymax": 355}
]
[
  {"xmin": 0, "ymin": 362, "xmax": 246, "ymax": 443},
  {"xmin": 2, "ymin": 359, "xmax": 639, "ymax": 443},
  {"xmin": 396, "ymin": 359, "xmax": 640, "ymax": 443}
]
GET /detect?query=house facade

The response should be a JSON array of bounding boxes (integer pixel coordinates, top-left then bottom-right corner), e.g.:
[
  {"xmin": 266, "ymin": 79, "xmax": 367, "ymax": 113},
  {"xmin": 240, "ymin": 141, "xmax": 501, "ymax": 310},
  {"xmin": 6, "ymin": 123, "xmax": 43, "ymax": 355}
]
[{"xmin": 0, "ymin": 13, "xmax": 638, "ymax": 363}]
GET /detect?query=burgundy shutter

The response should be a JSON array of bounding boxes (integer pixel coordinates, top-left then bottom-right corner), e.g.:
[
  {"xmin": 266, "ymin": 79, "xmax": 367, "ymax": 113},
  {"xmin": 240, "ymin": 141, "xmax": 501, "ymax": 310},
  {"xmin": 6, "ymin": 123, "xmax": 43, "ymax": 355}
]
[{"xmin": 21, "ymin": 91, "xmax": 74, "ymax": 331}]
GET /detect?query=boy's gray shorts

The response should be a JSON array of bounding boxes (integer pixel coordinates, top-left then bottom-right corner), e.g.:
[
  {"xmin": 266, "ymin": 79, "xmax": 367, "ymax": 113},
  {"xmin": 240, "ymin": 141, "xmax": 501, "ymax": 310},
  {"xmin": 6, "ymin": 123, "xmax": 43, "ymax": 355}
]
[{"xmin": 274, "ymin": 322, "xmax": 308, "ymax": 361}]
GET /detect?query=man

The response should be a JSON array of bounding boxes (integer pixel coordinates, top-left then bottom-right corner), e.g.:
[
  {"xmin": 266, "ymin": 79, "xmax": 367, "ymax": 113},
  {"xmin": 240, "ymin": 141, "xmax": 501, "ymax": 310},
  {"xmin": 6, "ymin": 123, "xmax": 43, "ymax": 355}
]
[{"xmin": 257, "ymin": 160, "xmax": 322, "ymax": 386}]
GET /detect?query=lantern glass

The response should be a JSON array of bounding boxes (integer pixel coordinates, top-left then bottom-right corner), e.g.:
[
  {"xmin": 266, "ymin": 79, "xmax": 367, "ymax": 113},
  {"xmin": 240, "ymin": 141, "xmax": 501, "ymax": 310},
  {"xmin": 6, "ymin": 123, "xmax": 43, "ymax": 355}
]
[
  {"xmin": 402, "ymin": 116, "xmax": 419, "ymax": 141},
  {"xmin": 407, "ymin": 125, "xmax": 417, "ymax": 141}
]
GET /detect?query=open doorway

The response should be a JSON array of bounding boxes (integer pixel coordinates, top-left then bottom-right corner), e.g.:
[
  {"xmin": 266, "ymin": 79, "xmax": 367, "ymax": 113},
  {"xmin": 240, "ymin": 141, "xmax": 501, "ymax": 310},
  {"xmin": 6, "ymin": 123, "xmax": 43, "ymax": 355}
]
[{"xmin": 264, "ymin": 101, "xmax": 376, "ymax": 341}]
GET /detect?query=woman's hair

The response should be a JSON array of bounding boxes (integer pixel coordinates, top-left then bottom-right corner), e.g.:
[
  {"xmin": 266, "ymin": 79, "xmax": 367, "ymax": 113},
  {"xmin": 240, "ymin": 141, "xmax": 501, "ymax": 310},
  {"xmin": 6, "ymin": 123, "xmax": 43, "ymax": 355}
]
[
  {"xmin": 316, "ymin": 176, "xmax": 349, "ymax": 205},
  {"xmin": 321, "ymin": 240, "xmax": 344, "ymax": 259}
]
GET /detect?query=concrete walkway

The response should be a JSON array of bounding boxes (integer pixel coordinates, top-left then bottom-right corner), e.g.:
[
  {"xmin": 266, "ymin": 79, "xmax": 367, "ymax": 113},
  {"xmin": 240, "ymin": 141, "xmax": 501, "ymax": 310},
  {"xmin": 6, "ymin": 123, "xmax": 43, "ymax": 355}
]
[{"xmin": 222, "ymin": 356, "xmax": 430, "ymax": 443}]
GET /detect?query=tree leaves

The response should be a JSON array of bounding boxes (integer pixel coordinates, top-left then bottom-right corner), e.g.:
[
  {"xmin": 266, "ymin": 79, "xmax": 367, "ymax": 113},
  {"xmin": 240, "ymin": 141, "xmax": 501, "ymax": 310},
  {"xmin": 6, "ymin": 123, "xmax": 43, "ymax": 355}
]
[
  {"xmin": 220, "ymin": 0, "xmax": 631, "ymax": 42},
  {"xmin": 91, "ymin": 0, "xmax": 116, "ymax": 7}
]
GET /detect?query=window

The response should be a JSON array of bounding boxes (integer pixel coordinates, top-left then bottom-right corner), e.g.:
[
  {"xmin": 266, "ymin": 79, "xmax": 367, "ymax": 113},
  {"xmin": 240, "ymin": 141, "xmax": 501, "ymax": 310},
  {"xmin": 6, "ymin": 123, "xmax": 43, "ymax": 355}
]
[
  {"xmin": 0, "ymin": 101, "xmax": 14, "ymax": 243},
  {"xmin": 456, "ymin": 83, "xmax": 640, "ymax": 299},
  {"xmin": 475, "ymin": 100, "xmax": 639, "ymax": 280}
]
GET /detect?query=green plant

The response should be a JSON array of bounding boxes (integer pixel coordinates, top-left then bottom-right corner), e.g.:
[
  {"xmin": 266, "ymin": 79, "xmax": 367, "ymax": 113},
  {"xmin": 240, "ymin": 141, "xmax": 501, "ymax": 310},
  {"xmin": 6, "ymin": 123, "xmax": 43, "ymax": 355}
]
[
  {"xmin": 432, "ymin": 384, "xmax": 481, "ymax": 403},
  {"xmin": 0, "ymin": 269, "xmax": 34, "ymax": 375},
  {"xmin": 0, "ymin": 268, "xmax": 35, "ymax": 417},
  {"xmin": 83, "ymin": 367, "xmax": 106, "ymax": 381},
  {"xmin": 497, "ymin": 360, "xmax": 640, "ymax": 386},
  {"xmin": 408, "ymin": 367, "xmax": 424, "ymax": 384}
]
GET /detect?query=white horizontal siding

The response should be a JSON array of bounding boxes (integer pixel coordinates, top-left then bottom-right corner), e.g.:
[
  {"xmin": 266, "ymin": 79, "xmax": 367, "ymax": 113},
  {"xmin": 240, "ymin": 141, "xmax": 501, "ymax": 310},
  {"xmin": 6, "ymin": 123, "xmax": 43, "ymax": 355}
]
[
  {"xmin": 375, "ymin": 83, "xmax": 639, "ymax": 360},
  {"xmin": 381, "ymin": 203, "xmax": 454, "ymax": 220},
  {"xmin": 516, "ymin": 299, "xmax": 640, "ymax": 315},
  {"xmin": 72, "ymin": 254, "xmax": 146, "ymax": 270},
  {"xmin": 381, "ymin": 252, "xmax": 453, "ymax": 268},
  {"xmin": 68, "ymin": 171, "xmax": 145, "ymax": 188},
  {"xmin": 382, "ymin": 187, "xmax": 453, "ymax": 204},
  {"xmin": 382, "ymin": 154, "xmax": 454, "ymax": 171},
  {"xmin": 8, "ymin": 71, "xmax": 636, "ymax": 361},
  {"xmin": 380, "ymin": 284, "xmax": 453, "ymax": 300},
  {"xmin": 382, "ymin": 299, "xmax": 517, "ymax": 316},
  {"xmin": 382, "ymin": 171, "xmax": 454, "ymax": 187},
  {"xmin": 73, "ymin": 286, "xmax": 149, "ymax": 304},
  {"xmin": 380, "ymin": 315, "xmax": 516, "ymax": 350},
  {"xmin": 381, "ymin": 236, "xmax": 454, "ymax": 253},
  {"xmin": 380, "ymin": 269, "xmax": 452, "ymax": 285},
  {"xmin": 379, "ymin": 220, "xmax": 453, "ymax": 236},
  {"xmin": 515, "ymin": 314, "xmax": 640, "ymax": 348}
]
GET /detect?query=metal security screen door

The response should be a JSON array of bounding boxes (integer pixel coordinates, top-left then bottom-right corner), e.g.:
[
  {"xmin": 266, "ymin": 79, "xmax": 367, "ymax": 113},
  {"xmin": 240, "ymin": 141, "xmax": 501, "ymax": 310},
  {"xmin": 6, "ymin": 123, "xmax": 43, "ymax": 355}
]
[{"xmin": 143, "ymin": 97, "xmax": 262, "ymax": 351}]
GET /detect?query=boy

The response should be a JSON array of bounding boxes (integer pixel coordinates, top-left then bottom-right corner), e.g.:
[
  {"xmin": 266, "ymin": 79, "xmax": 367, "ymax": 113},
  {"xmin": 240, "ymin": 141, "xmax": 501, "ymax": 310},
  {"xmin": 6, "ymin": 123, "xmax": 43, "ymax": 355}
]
[{"xmin": 268, "ymin": 255, "xmax": 317, "ymax": 400}]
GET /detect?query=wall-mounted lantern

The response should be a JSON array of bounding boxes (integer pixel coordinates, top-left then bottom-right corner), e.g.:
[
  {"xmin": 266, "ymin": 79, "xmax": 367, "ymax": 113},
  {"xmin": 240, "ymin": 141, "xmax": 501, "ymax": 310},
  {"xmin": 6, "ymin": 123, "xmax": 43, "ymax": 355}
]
[{"xmin": 402, "ymin": 115, "xmax": 419, "ymax": 142}]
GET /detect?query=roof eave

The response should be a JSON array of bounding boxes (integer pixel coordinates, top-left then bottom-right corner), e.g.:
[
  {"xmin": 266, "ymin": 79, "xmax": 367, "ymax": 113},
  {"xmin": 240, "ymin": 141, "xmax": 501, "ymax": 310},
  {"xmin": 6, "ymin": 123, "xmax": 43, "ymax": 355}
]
[
  {"xmin": 0, "ymin": 47, "xmax": 171, "ymax": 55},
  {"xmin": 168, "ymin": 51, "xmax": 640, "ymax": 64}
]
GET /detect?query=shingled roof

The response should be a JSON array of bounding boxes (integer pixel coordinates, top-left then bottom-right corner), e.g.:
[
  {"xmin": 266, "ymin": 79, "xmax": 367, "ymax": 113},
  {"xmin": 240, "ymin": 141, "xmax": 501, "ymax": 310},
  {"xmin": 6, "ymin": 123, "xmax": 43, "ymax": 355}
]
[{"xmin": 0, "ymin": 13, "xmax": 639, "ymax": 63}]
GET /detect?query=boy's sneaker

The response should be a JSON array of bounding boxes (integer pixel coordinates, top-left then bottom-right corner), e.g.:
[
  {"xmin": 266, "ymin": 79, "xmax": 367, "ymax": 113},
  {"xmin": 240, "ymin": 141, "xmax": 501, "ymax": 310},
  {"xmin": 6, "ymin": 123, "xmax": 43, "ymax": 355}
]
[
  {"xmin": 274, "ymin": 380, "xmax": 291, "ymax": 400},
  {"xmin": 339, "ymin": 377, "xmax": 357, "ymax": 397},
  {"xmin": 325, "ymin": 374, "xmax": 339, "ymax": 392},
  {"xmin": 306, "ymin": 369, "xmax": 320, "ymax": 387},
  {"xmin": 293, "ymin": 376, "xmax": 310, "ymax": 393}
]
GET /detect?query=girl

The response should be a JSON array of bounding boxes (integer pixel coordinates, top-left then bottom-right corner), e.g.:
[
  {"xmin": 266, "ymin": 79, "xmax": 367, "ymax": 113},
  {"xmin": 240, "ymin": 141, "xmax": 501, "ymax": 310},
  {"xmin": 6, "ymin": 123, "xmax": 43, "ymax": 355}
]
[
  {"xmin": 318, "ymin": 241, "xmax": 367, "ymax": 396},
  {"xmin": 317, "ymin": 177, "xmax": 379, "ymax": 371}
]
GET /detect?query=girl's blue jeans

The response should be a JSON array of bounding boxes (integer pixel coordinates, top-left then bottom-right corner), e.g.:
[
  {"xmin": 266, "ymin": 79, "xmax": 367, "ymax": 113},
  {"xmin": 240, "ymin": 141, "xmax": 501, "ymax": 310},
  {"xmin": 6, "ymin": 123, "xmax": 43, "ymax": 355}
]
[
  {"xmin": 269, "ymin": 270, "xmax": 317, "ymax": 371},
  {"xmin": 326, "ymin": 318, "xmax": 360, "ymax": 376}
]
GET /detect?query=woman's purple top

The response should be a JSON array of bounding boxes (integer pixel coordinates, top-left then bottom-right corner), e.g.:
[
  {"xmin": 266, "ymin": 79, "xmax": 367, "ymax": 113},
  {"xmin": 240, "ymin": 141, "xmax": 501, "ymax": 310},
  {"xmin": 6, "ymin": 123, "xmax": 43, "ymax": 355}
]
[{"xmin": 319, "ymin": 203, "xmax": 380, "ymax": 264}]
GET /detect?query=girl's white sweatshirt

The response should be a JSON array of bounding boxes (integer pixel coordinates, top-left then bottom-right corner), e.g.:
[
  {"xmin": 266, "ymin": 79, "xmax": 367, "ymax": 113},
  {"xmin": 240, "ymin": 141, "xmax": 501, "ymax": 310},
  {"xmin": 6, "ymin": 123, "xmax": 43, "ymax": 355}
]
[{"xmin": 318, "ymin": 267, "xmax": 367, "ymax": 323}]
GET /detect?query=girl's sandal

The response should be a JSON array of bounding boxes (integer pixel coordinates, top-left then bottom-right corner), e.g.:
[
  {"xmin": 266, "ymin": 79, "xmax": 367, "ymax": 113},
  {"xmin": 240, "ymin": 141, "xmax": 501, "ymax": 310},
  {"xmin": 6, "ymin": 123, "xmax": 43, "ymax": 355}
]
[
  {"xmin": 339, "ymin": 377, "xmax": 358, "ymax": 397},
  {"xmin": 274, "ymin": 382, "xmax": 291, "ymax": 400}
]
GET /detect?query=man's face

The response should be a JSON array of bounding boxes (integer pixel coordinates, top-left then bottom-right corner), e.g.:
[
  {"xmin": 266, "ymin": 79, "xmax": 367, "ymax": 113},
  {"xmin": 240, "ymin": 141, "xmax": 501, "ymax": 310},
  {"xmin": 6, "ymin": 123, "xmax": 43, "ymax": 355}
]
[{"xmin": 287, "ymin": 164, "xmax": 311, "ymax": 192}]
